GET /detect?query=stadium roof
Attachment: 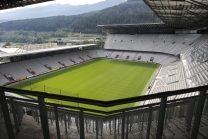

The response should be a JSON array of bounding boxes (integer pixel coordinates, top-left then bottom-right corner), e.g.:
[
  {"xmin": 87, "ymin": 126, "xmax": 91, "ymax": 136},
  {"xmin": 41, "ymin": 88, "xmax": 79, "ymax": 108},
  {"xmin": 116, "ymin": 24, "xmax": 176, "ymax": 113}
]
[
  {"xmin": 98, "ymin": 23, "xmax": 175, "ymax": 34},
  {"xmin": 0, "ymin": 44, "xmax": 96, "ymax": 58},
  {"xmin": 143, "ymin": 0, "xmax": 208, "ymax": 30},
  {"xmin": 0, "ymin": 48, "xmax": 26, "ymax": 53},
  {"xmin": 0, "ymin": 0, "xmax": 53, "ymax": 10}
]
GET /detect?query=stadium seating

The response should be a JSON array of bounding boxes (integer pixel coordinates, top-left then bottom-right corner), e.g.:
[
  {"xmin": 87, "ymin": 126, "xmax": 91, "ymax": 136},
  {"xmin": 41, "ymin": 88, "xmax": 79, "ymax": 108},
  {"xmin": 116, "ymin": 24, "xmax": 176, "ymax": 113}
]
[
  {"xmin": 77, "ymin": 51, "xmax": 92, "ymax": 60},
  {"xmin": 0, "ymin": 62, "xmax": 32, "ymax": 80},
  {"xmin": 52, "ymin": 54, "xmax": 74, "ymax": 65},
  {"xmin": 95, "ymin": 49, "xmax": 105, "ymax": 57},
  {"xmin": 181, "ymin": 35, "xmax": 208, "ymax": 87},
  {"xmin": 18, "ymin": 59, "xmax": 48, "ymax": 74},
  {"xmin": 120, "ymin": 51, "xmax": 132, "ymax": 60},
  {"xmin": 104, "ymin": 34, "xmax": 205, "ymax": 56},
  {"xmin": 0, "ymin": 73, "xmax": 9, "ymax": 86},
  {"xmin": 143, "ymin": 61, "xmax": 187, "ymax": 105},
  {"xmin": 87, "ymin": 49, "xmax": 99, "ymax": 58},
  {"xmin": 37, "ymin": 56, "xmax": 63, "ymax": 69}
]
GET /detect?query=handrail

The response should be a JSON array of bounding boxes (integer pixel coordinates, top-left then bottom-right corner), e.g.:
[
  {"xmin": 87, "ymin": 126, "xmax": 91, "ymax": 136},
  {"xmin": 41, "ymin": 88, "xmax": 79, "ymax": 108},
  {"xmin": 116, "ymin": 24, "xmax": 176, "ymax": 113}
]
[
  {"xmin": 6, "ymin": 92, "xmax": 207, "ymax": 116},
  {"xmin": 1, "ymin": 85, "xmax": 208, "ymax": 107},
  {"xmin": 1, "ymin": 85, "xmax": 208, "ymax": 139}
]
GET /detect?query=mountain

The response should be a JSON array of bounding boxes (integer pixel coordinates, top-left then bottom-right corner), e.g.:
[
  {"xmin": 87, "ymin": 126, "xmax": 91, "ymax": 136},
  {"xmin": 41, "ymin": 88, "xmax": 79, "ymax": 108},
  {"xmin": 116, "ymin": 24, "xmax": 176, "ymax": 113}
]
[
  {"xmin": 0, "ymin": 0, "xmax": 126, "ymax": 21},
  {"xmin": 70, "ymin": 1, "xmax": 160, "ymax": 33},
  {"xmin": 0, "ymin": 20, "xmax": 9, "ymax": 23},
  {"xmin": 0, "ymin": 0, "xmax": 160, "ymax": 34}
]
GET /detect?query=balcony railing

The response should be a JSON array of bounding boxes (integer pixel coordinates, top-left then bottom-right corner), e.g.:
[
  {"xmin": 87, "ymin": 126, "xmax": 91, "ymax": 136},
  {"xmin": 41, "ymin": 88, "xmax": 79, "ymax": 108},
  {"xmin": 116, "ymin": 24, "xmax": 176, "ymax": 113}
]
[{"xmin": 0, "ymin": 85, "xmax": 208, "ymax": 139}]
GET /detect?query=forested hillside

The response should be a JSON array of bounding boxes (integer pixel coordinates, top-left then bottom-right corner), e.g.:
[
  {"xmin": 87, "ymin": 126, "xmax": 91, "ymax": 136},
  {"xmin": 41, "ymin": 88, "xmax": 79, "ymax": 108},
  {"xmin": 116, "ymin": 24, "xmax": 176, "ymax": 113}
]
[{"xmin": 0, "ymin": 0, "xmax": 160, "ymax": 34}]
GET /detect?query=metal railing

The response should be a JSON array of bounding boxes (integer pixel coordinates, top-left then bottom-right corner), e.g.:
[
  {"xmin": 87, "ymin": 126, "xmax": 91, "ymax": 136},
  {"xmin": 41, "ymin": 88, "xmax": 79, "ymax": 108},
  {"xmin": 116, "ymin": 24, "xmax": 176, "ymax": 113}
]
[{"xmin": 0, "ymin": 85, "xmax": 208, "ymax": 139}]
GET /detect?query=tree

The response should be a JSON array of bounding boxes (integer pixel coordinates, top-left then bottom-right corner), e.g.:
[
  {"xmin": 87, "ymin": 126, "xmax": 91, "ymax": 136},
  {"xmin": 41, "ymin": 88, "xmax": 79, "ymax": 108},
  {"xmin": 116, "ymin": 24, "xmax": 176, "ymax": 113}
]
[
  {"xmin": 33, "ymin": 37, "xmax": 44, "ymax": 44},
  {"xmin": 0, "ymin": 1, "xmax": 160, "ymax": 33},
  {"xmin": 82, "ymin": 40, "xmax": 91, "ymax": 44},
  {"xmin": 3, "ymin": 42, "xmax": 11, "ymax": 48},
  {"xmin": 95, "ymin": 40, "xmax": 105, "ymax": 46}
]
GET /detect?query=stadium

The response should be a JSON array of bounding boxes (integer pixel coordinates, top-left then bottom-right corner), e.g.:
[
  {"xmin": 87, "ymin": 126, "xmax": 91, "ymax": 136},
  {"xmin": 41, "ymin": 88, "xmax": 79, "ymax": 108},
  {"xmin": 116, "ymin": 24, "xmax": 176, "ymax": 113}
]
[{"xmin": 0, "ymin": 0, "xmax": 208, "ymax": 139}]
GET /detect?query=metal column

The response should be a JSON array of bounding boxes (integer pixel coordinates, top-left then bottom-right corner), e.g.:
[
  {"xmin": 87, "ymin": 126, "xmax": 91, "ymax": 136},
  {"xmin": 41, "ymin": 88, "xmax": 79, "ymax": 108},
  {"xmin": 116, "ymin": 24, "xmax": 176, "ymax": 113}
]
[
  {"xmin": 0, "ymin": 90, "xmax": 15, "ymax": 139},
  {"xmin": 10, "ymin": 98, "xmax": 20, "ymax": 132},
  {"xmin": 186, "ymin": 98, "xmax": 195, "ymax": 131},
  {"xmin": 191, "ymin": 90, "xmax": 207, "ymax": 139},
  {"xmin": 54, "ymin": 106, "xmax": 61, "ymax": 139},
  {"xmin": 79, "ymin": 110, "xmax": 85, "ymax": 139},
  {"xmin": 96, "ymin": 119, "xmax": 99, "ymax": 139},
  {"xmin": 156, "ymin": 97, "xmax": 167, "ymax": 139},
  {"xmin": 147, "ymin": 106, "xmax": 152, "ymax": 139},
  {"xmin": 38, "ymin": 96, "xmax": 50, "ymax": 139},
  {"xmin": 126, "ymin": 113, "xmax": 129, "ymax": 139},
  {"xmin": 121, "ymin": 111, "xmax": 125, "ymax": 139}
]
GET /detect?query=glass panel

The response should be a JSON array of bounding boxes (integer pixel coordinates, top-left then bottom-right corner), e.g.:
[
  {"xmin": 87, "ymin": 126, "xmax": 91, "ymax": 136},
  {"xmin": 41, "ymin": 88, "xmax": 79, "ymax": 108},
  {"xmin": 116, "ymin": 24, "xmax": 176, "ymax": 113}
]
[
  {"xmin": 196, "ymin": 97, "xmax": 208, "ymax": 138},
  {"xmin": 164, "ymin": 102, "xmax": 188, "ymax": 138},
  {"xmin": 14, "ymin": 105, "xmax": 44, "ymax": 139},
  {"xmin": 55, "ymin": 111, "xmax": 80, "ymax": 139},
  {"xmin": 84, "ymin": 116, "xmax": 96, "ymax": 139}
]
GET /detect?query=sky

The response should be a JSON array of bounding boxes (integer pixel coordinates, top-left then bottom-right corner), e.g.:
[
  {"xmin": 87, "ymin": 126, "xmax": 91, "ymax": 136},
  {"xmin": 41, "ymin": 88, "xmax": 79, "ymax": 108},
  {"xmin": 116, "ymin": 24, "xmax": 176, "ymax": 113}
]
[
  {"xmin": 32, "ymin": 0, "xmax": 106, "ymax": 6},
  {"xmin": 0, "ymin": 0, "xmax": 105, "ymax": 13}
]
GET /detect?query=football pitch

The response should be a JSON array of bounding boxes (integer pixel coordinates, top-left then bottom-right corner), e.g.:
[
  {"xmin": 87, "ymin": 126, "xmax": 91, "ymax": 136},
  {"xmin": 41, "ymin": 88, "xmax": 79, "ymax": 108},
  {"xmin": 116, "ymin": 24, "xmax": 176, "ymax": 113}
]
[{"xmin": 12, "ymin": 59, "xmax": 159, "ymax": 111}]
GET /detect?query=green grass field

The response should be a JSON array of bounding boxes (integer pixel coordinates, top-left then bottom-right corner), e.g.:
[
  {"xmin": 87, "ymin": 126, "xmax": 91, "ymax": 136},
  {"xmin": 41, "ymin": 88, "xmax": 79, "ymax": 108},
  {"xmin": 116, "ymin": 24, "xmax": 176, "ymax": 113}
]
[{"xmin": 12, "ymin": 59, "xmax": 159, "ymax": 111}]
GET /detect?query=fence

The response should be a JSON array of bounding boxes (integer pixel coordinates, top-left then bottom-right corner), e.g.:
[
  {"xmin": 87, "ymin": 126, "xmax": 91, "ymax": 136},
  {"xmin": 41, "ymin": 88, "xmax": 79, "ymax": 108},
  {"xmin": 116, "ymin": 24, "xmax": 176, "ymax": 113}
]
[
  {"xmin": 12, "ymin": 82, "xmax": 80, "ymax": 107},
  {"xmin": 0, "ymin": 85, "xmax": 208, "ymax": 139}
]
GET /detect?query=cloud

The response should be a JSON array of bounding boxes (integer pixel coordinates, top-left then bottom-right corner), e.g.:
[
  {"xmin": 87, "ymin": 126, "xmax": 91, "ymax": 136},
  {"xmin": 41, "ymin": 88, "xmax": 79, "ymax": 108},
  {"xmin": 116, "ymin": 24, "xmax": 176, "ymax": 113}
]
[
  {"xmin": 0, "ymin": 0, "xmax": 105, "ymax": 13},
  {"xmin": 54, "ymin": 0, "xmax": 105, "ymax": 5}
]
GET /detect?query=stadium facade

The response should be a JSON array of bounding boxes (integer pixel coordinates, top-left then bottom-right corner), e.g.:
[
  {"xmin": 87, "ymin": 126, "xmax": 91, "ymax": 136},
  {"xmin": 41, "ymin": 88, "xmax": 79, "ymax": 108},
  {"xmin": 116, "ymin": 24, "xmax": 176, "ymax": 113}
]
[{"xmin": 0, "ymin": 0, "xmax": 208, "ymax": 139}]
